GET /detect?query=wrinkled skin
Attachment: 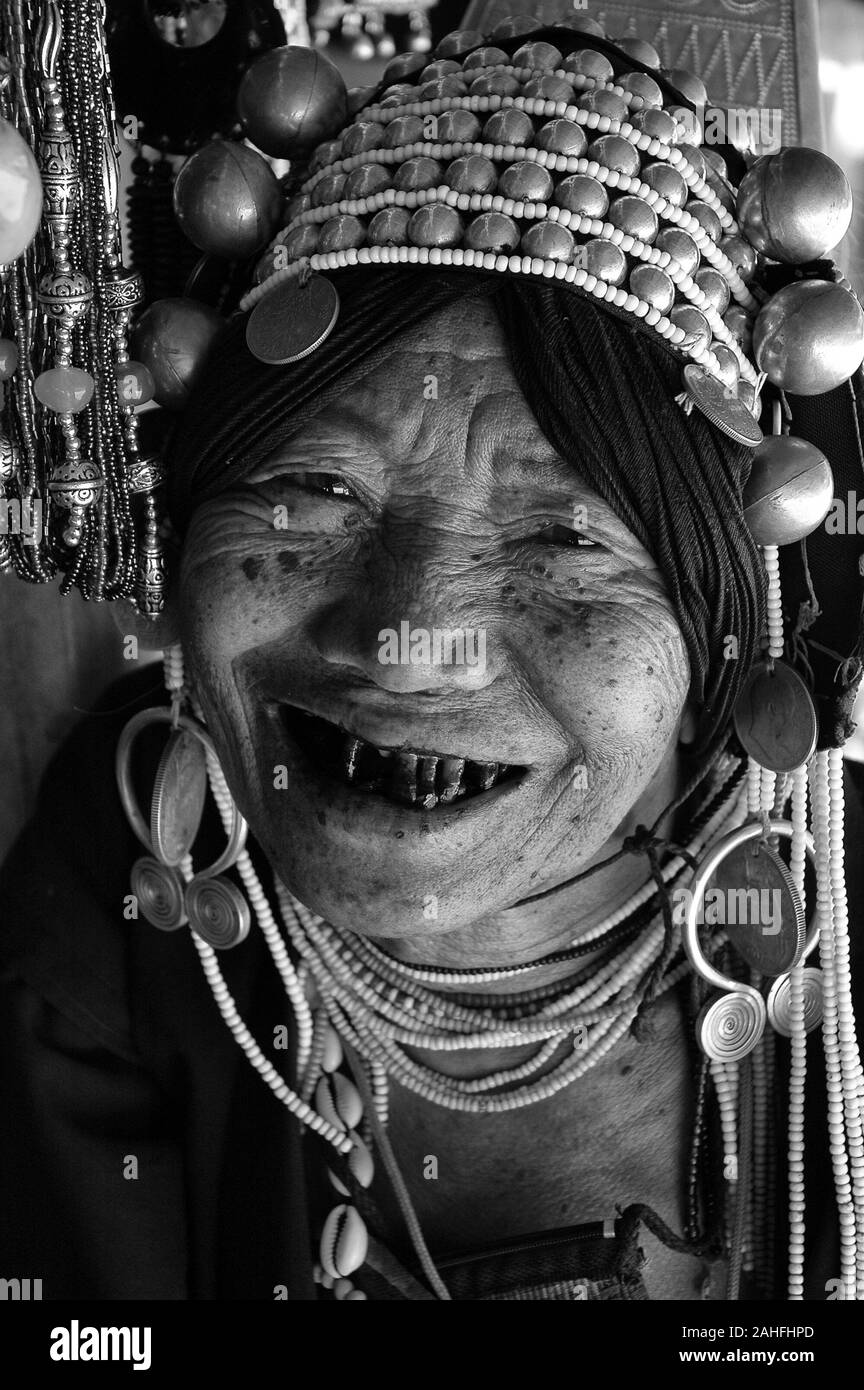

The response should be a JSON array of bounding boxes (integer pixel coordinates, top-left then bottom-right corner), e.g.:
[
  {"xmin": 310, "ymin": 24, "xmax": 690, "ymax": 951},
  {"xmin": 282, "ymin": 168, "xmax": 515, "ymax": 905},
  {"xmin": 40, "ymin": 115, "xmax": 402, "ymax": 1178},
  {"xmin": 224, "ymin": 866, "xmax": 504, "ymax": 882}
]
[{"xmin": 179, "ymin": 296, "xmax": 696, "ymax": 964}]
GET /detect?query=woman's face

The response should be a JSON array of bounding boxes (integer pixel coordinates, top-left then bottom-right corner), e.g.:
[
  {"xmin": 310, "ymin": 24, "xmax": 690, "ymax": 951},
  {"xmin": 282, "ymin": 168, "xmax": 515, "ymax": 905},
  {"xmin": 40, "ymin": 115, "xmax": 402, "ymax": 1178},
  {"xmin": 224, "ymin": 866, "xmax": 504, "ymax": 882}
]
[{"xmin": 179, "ymin": 296, "xmax": 692, "ymax": 936}]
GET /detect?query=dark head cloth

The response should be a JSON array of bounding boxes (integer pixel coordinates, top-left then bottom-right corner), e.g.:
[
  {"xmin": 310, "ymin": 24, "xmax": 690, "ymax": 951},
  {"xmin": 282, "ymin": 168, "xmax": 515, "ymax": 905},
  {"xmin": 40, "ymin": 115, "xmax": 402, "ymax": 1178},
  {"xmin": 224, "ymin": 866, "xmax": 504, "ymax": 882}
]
[{"xmin": 169, "ymin": 264, "xmax": 854, "ymax": 755}]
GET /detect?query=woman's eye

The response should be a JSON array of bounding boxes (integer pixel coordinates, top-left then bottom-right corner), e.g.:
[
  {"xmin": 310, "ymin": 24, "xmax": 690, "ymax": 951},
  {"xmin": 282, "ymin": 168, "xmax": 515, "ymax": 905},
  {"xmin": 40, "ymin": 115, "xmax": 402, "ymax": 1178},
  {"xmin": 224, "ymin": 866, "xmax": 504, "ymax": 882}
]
[
  {"xmin": 536, "ymin": 523, "xmax": 604, "ymax": 550},
  {"xmin": 282, "ymin": 472, "xmax": 357, "ymax": 498}
]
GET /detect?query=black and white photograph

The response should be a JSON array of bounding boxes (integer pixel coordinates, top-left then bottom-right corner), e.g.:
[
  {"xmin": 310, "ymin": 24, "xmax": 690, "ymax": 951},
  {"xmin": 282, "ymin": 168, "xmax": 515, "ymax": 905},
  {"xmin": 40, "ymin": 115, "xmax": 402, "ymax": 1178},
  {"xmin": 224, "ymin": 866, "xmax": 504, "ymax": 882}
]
[{"xmin": 2, "ymin": 0, "xmax": 864, "ymax": 1360}]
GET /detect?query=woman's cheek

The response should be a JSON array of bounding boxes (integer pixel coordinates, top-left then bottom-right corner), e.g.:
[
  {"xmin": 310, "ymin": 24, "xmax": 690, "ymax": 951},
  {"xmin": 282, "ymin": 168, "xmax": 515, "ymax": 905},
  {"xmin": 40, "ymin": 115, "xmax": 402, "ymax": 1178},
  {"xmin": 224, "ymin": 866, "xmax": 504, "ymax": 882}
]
[
  {"xmin": 509, "ymin": 585, "xmax": 689, "ymax": 761},
  {"xmin": 180, "ymin": 506, "xmax": 363, "ymax": 656}
]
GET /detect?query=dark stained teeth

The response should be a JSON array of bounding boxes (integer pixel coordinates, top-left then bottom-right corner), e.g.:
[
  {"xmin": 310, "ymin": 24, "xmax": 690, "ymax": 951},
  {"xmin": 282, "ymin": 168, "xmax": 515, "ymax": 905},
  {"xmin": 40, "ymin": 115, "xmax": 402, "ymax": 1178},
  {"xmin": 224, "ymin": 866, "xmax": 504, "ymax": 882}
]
[
  {"xmin": 418, "ymin": 756, "xmax": 439, "ymax": 809},
  {"xmin": 391, "ymin": 751, "xmax": 420, "ymax": 804},
  {"xmin": 279, "ymin": 706, "xmax": 520, "ymax": 809},
  {"xmin": 468, "ymin": 760, "xmax": 499, "ymax": 791},
  {"xmin": 438, "ymin": 756, "xmax": 465, "ymax": 803}
]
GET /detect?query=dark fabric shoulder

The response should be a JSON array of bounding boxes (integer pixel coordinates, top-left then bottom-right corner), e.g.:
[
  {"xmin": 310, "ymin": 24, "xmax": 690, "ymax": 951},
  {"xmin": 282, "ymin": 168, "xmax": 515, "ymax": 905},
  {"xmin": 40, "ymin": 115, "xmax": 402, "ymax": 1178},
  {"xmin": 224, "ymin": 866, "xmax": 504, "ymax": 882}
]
[{"xmin": 0, "ymin": 663, "xmax": 168, "ymax": 1062}]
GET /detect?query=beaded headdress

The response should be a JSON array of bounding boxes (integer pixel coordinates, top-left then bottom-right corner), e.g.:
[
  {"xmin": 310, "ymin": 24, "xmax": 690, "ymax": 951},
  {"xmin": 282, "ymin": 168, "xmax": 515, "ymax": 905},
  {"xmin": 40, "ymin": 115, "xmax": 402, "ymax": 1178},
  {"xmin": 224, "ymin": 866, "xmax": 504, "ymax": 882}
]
[{"xmin": 4, "ymin": 6, "xmax": 864, "ymax": 1300}]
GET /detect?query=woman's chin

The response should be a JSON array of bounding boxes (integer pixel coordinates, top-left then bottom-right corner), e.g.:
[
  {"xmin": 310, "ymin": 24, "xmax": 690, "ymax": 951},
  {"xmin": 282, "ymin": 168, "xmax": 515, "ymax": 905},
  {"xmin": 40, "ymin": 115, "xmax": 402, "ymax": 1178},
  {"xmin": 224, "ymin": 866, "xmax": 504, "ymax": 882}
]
[{"xmin": 264, "ymin": 850, "xmax": 494, "ymax": 937}]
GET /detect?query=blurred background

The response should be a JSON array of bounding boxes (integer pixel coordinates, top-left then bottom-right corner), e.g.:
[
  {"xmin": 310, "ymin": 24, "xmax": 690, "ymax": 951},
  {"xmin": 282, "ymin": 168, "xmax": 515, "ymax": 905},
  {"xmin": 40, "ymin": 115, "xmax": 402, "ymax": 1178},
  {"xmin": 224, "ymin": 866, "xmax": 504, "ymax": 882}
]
[{"xmin": 1, "ymin": 0, "xmax": 863, "ymax": 860}]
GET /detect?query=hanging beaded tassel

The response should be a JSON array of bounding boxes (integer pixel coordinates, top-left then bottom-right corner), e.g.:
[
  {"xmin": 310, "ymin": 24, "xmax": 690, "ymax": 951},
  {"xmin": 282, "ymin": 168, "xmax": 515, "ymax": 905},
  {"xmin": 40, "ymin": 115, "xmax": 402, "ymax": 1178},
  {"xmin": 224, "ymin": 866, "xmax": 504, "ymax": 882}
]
[{"xmin": 0, "ymin": 0, "xmax": 152, "ymax": 604}]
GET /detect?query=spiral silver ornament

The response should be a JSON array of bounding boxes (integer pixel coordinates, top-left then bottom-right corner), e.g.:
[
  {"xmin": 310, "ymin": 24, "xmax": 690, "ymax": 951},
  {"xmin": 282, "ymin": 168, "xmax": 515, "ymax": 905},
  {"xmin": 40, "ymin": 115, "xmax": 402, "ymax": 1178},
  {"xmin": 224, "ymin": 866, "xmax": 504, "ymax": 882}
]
[
  {"xmin": 130, "ymin": 856, "xmax": 187, "ymax": 931},
  {"xmin": 185, "ymin": 874, "xmax": 251, "ymax": 950},
  {"xmin": 766, "ymin": 968, "xmax": 824, "ymax": 1037},
  {"xmin": 697, "ymin": 989, "xmax": 766, "ymax": 1061}
]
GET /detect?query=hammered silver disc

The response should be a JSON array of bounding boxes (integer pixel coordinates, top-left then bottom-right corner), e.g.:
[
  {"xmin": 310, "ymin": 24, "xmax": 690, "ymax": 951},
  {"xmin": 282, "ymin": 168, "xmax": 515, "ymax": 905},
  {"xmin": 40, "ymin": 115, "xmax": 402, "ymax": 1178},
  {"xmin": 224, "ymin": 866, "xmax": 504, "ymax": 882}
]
[
  {"xmin": 733, "ymin": 660, "xmax": 818, "ymax": 773},
  {"xmin": 150, "ymin": 728, "xmax": 208, "ymax": 866},
  {"xmin": 682, "ymin": 363, "xmax": 764, "ymax": 447},
  {"xmin": 710, "ymin": 840, "xmax": 806, "ymax": 976},
  {"xmin": 697, "ymin": 990, "xmax": 766, "ymax": 1061},
  {"xmin": 130, "ymin": 856, "xmax": 188, "ymax": 931},
  {"xmin": 186, "ymin": 874, "xmax": 251, "ymax": 949},
  {"xmin": 246, "ymin": 273, "xmax": 340, "ymax": 365},
  {"xmin": 767, "ymin": 968, "xmax": 824, "ymax": 1036}
]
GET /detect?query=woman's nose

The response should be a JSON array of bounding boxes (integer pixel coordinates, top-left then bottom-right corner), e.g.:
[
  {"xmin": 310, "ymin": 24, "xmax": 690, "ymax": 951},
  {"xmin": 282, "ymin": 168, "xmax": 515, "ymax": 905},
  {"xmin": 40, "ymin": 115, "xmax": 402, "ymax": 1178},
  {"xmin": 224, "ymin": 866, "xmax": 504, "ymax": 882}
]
[{"xmin": 310, "ymin": 537, "xmax": 499, "ymax": 692}]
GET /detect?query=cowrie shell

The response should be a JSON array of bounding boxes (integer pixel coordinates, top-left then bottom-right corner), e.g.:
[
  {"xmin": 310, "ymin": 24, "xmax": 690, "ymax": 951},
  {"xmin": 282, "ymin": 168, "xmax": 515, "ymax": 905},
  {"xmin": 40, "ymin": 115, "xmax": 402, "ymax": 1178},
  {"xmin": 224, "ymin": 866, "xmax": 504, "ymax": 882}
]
[
  {"xmin": 321, "ymin": 1025, "xmax": 343, "ymax": 1073},
  {"xmin": 320, "ymin": 1204, "xmax": 369, "ymax": 1280},
  {"xmin": 316, "ymin": 1073, "xmax": 364, "ymax": 1132},
  {"xmin": 328, "ymin": 1129, "xmax": 375, "ymax": 1196}
]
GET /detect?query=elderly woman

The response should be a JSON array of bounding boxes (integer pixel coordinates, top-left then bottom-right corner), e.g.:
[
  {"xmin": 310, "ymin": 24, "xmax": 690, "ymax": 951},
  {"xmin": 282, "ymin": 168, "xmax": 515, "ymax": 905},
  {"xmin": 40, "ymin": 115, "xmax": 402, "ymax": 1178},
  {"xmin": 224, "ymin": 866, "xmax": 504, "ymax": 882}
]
[{"xmin": 2, "ymin": 13, "xmax": 864, "ymax": 1304}]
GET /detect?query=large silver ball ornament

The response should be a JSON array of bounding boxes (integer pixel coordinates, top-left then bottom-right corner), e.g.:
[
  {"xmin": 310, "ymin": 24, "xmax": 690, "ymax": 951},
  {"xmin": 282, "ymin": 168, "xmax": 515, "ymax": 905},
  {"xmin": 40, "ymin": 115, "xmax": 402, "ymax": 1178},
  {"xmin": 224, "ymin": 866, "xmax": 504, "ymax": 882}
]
[
  {"xmin": 131, "ymin": 298, "xmax": 223, "ymax": 411},
  {"xmin": 753, "ymin": 280, "xmax": 864, "ymax": 395},
  {"xmin": 736, "ymin": 148, "xmax": 853, "ymax": 264},
  {"xmin": 0, "ymin": 117, "xmax": 43, "ymax": 263},
  {"xmin": 236, "ymin": 46, "xmax": 348, "ymax": 159},
  {"xmin": 742, "ymin": 434, "xmax": 834, "ymax": 545},
  {"xmin": 173, "ymin": 142, "xmax": 283, "ymax": 259}
]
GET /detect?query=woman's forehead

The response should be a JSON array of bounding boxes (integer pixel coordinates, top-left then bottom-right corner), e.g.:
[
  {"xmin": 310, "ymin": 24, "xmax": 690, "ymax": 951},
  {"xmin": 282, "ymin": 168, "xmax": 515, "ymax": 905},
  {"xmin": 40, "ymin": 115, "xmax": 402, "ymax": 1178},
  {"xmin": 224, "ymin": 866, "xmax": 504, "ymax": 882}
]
[{"xmin": 278, "ymin": 296, "xmax": 553, "ymax": 456}]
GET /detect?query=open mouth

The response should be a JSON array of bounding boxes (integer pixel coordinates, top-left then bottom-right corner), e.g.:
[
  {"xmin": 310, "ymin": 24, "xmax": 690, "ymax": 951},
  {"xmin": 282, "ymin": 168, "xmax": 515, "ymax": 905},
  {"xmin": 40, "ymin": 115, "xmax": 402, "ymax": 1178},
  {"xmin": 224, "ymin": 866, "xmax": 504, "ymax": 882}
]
[{"xmin": 278, "ymin": 704, "xmax": 523, "ymax": 810}]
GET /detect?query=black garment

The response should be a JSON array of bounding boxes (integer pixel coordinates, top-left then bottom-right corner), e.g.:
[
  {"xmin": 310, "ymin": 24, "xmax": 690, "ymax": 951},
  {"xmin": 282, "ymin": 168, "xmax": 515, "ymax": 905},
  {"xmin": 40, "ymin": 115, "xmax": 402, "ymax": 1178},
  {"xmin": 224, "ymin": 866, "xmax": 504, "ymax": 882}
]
[
  {"xmin": 0, "ymin": 666, "xmax": 861, "ymax": 1300},
  {"xmin": 0, "ymin": 666, "xmax": 315, "ymax": 1301}
]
